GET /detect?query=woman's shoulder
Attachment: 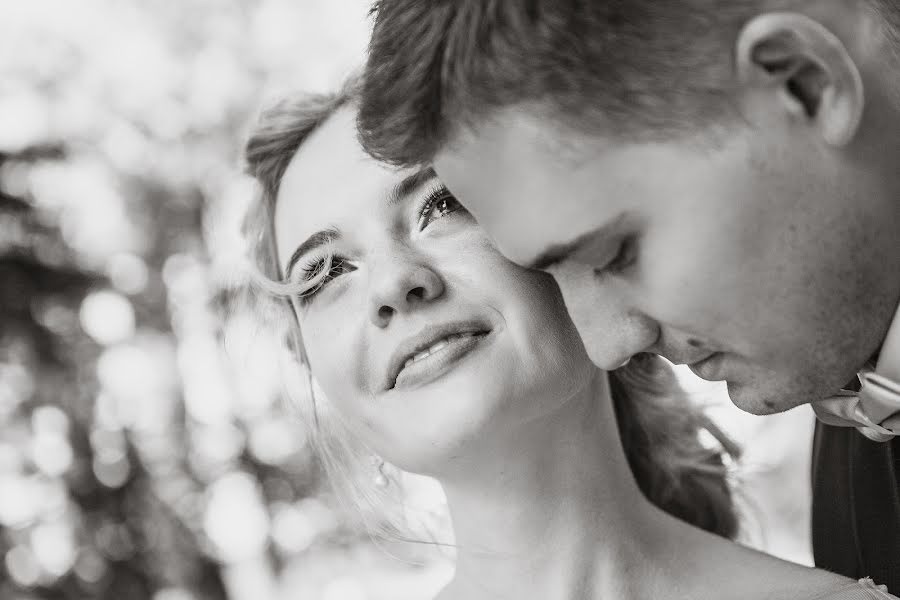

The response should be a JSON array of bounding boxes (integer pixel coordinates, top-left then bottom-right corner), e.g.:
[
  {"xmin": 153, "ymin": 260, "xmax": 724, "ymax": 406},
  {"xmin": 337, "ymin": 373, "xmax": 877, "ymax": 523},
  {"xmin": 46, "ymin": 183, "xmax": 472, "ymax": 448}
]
[{"xmin": 811, "ymin": 578, "xmax": 899, "ymax": 600}]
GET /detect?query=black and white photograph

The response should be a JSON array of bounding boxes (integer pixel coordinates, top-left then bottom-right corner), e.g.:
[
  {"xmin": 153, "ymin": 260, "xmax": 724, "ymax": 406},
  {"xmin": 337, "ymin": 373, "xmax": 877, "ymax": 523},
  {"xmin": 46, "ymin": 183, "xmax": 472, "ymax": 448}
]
[{"xmin": 0, "ymin": 1, "xmax": 898, "ymax": 599}]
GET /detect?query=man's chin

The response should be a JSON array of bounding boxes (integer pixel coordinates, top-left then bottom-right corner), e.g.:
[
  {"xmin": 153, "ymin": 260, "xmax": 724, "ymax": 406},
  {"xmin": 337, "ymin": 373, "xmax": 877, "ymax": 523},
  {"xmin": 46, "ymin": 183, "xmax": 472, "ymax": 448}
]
[{"xmin": 724, "ymin": 379, "xmax": 817, "ymax": 416}]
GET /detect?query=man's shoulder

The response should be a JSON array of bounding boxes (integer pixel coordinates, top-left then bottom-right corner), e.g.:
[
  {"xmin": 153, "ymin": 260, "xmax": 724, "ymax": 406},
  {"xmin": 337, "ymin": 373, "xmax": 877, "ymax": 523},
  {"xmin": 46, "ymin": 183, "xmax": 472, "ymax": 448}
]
[{"xmin": 811, "ymin": 423, "xmax": 900, "ymax": 590}]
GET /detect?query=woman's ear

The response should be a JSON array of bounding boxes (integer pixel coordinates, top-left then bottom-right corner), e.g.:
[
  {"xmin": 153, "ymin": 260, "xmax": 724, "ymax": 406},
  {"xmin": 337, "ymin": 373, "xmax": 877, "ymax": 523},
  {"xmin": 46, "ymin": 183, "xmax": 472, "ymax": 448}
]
[{"xmin": 735, "ymin": 12, "xmax": 864, "ymax": 147}]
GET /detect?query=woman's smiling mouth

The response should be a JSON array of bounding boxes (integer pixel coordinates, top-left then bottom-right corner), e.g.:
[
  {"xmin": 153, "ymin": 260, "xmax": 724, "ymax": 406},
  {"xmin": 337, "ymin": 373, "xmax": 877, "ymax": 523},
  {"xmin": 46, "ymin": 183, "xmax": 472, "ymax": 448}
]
[{"xmin": 386, "ymin": 322, "xmax": 493, "ymax": 391}]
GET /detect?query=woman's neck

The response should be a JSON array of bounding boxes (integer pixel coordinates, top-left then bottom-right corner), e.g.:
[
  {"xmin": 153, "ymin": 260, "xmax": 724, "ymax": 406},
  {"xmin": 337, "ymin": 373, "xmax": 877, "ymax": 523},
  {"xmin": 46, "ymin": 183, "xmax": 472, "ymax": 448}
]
[
  {"xmin": 436, "ymin": 370, "xmax": 669, "ymax": 600},
  {"xmin": 432, "ymin": 369, "xmax": 855, "ymax": 600}
]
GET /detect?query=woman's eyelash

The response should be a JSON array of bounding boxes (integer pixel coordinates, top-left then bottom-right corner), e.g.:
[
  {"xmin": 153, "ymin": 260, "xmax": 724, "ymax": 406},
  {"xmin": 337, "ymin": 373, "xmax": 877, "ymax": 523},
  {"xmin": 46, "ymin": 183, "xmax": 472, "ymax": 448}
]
[
  {"xmin": 416, "ymin": 185, "xmax": 466, "ymax": 230},
  {"xmin": 292, "ymin": 185, "xmax": 462, "ymax": 306},
  {"xmin": 419, "ymin": 186, "xmax": 447, "ymax": 217},
  {"xmin": 296, "ymin": 255, "xmax": 353, "ymax": 303},
  {"xmin": 298, "ymin": 257, "xmax": 323, "ymax": 281}
]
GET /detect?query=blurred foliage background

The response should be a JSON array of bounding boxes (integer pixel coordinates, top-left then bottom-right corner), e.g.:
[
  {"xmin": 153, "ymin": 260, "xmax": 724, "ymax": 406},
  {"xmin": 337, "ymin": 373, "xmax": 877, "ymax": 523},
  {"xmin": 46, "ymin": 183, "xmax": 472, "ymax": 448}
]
[{"xmin": 0, "ymin": 1, "xmax": 820, "ymax": 599}]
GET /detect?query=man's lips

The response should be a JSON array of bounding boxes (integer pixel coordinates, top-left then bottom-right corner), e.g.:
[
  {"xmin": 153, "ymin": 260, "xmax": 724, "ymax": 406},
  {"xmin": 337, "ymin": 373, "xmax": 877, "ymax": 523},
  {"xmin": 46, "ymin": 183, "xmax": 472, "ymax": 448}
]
[
  {"xmin": 662, "ymin": 349, "xmax": 717, "ymax": 367},
  {"xmin": 384, "ymin": 320, "xmax": 493, "ymax": 391},
  {"xmin": 687, "ymin": 352, "xmax": 725, "ymax": 381}
]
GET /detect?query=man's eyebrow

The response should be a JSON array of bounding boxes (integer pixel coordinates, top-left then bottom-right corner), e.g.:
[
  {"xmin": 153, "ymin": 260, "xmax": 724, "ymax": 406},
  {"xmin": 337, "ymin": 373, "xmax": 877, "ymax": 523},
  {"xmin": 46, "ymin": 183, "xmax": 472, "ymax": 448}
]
[
  {"xmin": 387, "ymin": 166, "xmax": 438, "ymax": 205},
  {"xmin": 525, "ymin": 214, "xmax": 626, "ymax": 271},
  {"xmin": 527, "ymin": 239, "xmax": 583, "ymax": 271},
  {"xmin": 284, "ymin": 227, "xmax": 341, "ymax": 279}
]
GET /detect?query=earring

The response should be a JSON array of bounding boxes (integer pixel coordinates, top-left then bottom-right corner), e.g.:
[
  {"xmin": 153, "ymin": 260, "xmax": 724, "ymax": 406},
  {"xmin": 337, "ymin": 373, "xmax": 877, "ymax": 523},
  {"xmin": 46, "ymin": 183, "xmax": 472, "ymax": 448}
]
[{"xmin": 371, "ymin": 456, "xmax": 389, "ymax": 488}]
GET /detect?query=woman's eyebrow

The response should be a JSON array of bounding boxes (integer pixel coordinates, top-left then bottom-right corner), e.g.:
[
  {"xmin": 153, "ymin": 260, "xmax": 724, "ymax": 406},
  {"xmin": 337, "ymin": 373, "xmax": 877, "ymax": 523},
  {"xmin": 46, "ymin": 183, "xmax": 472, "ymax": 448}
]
[
  {"xmin": 284, "ymin": 227, "xmax": 340, "ymax": 279},
  {"xmin": 282, "ymin": 167, "xmax": 438, "ymax": 279},
  {"xmin": 387, "ymin": 166, "xmax": 438, "ymax": 205}
]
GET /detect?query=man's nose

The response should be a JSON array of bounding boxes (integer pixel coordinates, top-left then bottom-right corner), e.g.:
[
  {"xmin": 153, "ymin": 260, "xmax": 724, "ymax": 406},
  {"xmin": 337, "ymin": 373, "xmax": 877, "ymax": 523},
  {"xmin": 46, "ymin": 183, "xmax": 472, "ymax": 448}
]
[
  {"xmin": 644, "ymin": 327, "xmax": 717, "ymax": 365},
  {"xmin": 367, "ymin": 252, "xmax": 445, "ymax": 328},
  {"xmin": 586, "ymin": 308, "xmax": 660, "ymax": 371},
  {"xmin": 550, "ymin": 264, "xmax": 659, "ymax": 371}
]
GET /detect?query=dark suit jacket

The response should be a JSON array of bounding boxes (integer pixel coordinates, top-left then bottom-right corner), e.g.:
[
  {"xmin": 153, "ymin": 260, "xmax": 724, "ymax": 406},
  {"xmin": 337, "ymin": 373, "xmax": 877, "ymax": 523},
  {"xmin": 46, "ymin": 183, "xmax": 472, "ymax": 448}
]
[{"xmin": 812, "ymin": 422, "xmax": 900, "ymax": 589}]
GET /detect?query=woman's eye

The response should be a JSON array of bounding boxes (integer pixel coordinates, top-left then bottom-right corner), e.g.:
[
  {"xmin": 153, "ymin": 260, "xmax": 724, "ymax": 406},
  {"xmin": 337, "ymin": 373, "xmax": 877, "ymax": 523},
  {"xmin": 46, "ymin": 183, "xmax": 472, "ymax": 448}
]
[
  {"xmin": 297, "ymin": 256, "xmax": 355, "ymax": 303},
  {"xmin": 593, "ymin": 236, "xmax": 637, "ymax": 277},
  {"xmin": 418, "ymin": 188, "xmax": 466, "ymax": 230}
]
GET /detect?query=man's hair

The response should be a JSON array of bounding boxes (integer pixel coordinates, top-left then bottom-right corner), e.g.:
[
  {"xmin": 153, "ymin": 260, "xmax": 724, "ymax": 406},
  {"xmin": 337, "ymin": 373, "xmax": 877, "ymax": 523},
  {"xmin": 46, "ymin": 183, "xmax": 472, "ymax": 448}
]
[{"xmin": 358, "ymin": 0, "xmax": 900, "ymax": 167}]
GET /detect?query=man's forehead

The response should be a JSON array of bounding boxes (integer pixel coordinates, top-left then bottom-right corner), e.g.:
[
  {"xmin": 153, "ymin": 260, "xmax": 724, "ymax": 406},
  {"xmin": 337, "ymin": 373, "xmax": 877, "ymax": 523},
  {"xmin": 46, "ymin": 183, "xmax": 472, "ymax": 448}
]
[
  {"xmin": 444, "ymin": 106, "xmax": 600, "ymax": 166},
  {"xmin": 434, "ymin": 118, "xmax": 619, "ymax": 266}
]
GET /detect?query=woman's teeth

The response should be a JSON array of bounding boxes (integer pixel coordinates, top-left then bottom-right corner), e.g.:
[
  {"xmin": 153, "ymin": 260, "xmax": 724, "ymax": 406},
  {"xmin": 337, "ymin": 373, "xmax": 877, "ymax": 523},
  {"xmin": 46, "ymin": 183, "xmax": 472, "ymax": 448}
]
[{"xmin": 402, "ymin": 333, "xmax": 481, "ymax": 369}]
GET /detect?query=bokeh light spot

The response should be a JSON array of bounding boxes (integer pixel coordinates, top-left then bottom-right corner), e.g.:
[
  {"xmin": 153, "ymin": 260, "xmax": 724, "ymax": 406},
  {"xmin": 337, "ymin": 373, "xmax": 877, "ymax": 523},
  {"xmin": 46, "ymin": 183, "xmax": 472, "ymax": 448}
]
[
  {"xmin": 30, "ymin": 521, "xmax": 76, "ymax": 577},
  {"xmin": 79, "ymin": 290, "xmax": 136, "ymax": 345},
  {"xmin": 203, "ymin": 472, "xmax": 269, "ymax": 563},
  {"xmin": 5, "ymin": 545, "xmax": 41, "ymax": 588},
  {"xmin": 106, "ymin": 252, "xmax": 149, "ymax": 295},
  {"xmin": 154, "ymin": 587, "xmax": 196, "ymax": 600},
  {"xmin": 270, "ymin": 502, "xmax": 316, "ymax": 555}
]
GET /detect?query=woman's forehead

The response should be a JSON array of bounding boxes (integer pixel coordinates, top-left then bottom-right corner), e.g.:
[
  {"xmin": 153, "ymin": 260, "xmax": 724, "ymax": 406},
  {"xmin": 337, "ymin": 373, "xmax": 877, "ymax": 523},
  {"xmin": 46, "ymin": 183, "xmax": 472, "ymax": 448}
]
[{"xmin": 272, "ymin": 108, "xmax": 418, "ymax": 265}]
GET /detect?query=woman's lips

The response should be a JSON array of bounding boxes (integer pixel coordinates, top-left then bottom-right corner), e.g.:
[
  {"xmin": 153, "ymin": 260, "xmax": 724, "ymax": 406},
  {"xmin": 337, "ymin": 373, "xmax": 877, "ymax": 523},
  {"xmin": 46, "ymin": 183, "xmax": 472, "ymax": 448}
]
[{"xmin": 392, "ymin": 331, "xmax": 490, "ymax": 390}]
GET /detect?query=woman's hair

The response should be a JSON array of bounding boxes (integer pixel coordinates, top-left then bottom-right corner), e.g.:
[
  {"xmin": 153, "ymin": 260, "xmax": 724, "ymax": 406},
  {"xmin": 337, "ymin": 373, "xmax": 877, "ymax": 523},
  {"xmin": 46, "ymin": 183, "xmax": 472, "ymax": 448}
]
[{"xmin": 241, "ymin": 78, "xmax": 741, "ymax": 540}]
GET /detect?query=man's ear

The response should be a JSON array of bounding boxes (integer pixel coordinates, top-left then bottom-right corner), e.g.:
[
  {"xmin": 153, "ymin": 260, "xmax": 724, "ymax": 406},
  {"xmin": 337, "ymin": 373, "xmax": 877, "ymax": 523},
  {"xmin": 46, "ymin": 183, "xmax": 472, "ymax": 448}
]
[{"xmin": 735, "ymin": 12, "xmax": 864, "ymax": 147}]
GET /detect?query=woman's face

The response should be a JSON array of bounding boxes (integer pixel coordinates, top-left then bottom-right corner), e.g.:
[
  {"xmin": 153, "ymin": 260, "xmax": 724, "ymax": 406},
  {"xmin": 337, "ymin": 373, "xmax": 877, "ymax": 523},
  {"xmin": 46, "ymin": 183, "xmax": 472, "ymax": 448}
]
[{"xmin": 274, "ymin": 107, "xmax": 594, "ymax": 474}]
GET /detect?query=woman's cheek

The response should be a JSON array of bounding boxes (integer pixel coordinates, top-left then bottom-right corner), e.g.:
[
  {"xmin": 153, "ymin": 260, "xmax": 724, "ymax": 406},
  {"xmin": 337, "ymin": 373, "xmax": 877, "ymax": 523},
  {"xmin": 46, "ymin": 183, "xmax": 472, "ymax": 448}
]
[
  {"xmin": 310, "ymin": 319, "xmax": 374, "ymax": 402},
  {"xmin": 303, "ymin": 325, "xmax": 345, "ymax": 396},
  {"xmin": 306, "ymin": 353, "xmax": 378, "ymax": 446}
]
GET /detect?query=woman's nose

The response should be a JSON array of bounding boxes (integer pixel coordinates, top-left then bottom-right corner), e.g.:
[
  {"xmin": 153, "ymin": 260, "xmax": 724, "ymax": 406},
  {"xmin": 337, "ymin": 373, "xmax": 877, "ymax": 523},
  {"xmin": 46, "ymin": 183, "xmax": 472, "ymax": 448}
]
[{"xmin": 367, "ymin": 257, "xmax": 445, "ymax": 328}]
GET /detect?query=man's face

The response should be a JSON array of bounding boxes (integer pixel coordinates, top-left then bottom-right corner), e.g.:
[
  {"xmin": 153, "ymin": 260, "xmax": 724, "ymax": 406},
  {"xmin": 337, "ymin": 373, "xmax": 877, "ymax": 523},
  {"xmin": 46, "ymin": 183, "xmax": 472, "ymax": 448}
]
[{"xmin": 434, "ymin": 109, "xmax": 899, "ymax": 414}]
